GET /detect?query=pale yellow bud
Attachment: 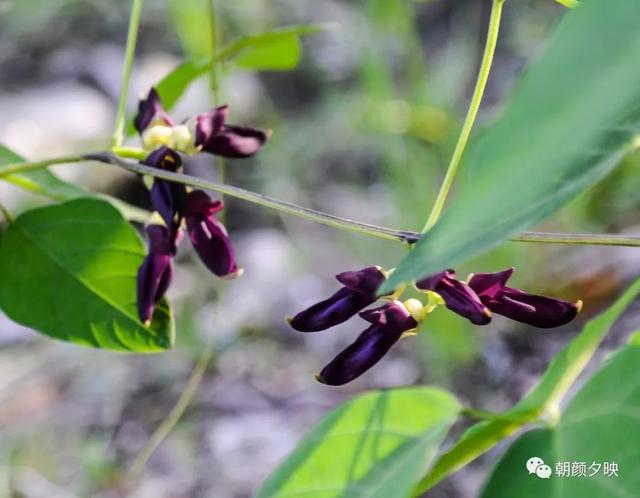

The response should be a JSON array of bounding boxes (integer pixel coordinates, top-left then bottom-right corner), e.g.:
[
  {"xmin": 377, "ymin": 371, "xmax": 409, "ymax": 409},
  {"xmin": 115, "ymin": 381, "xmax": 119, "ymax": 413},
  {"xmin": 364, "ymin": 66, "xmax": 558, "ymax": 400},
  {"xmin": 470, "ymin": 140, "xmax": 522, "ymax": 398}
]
[
  {"xmin": 403, "ymin": 298, "xmax": 428, "ymax": 323},
  {"xmin": 171, "ymin": 124, "xmax": 199, "ymax": 155},
  {"xmin": 142, "ymin": 125, "xmax": 173, "ymax": 150}
]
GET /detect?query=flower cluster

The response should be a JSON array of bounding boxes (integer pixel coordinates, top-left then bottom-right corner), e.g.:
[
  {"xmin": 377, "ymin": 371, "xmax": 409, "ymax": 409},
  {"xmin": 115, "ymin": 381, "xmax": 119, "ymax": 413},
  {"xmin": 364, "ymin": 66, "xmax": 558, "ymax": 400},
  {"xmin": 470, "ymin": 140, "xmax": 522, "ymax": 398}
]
[
  {"xmin": 289, "ymin": 266, "xmax": 581, "ymax": 385},
  {"xmin": 134, "ymin": 89, "xmax": 268, "ymax": 324}
]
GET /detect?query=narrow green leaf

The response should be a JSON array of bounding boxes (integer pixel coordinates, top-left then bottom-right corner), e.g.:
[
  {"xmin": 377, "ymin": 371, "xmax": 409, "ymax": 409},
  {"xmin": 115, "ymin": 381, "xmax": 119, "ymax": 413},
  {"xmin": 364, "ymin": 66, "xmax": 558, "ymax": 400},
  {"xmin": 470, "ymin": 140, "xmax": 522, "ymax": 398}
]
[
  {"xmin": 382, "ymin": 0, "xmax": 640, "ymax": 293},
  {"xmin": 481, "ymin": 344, "xmax": 640, "ymax": 497},
  {"xmin": 0, "ymin": 144, "xmax": 150, "ymax": 223},
  {"xmin": 146, "ymin": 24, "xmax": 335, "ymax": 118},
  {"xmin": 234, "ymin": 36, "xmax": 302, "ymax": 71},
  {"xmin": 413, "ymin": 277, "xmax": 640, "ymax": 495},
  {"xmin": 257, "ymin": 387, "xmax": 460, "ymax": 498},
  {"xmin": 0, "ymin": 144, "xmax": 85, "ymax": 200},
  {"xmin": 168, "ymin": 0, "xmax": 214, "ymax": 60},
  {"xmin": 0, "ymin": 198, "xmax": 173, "ymax": 352}
]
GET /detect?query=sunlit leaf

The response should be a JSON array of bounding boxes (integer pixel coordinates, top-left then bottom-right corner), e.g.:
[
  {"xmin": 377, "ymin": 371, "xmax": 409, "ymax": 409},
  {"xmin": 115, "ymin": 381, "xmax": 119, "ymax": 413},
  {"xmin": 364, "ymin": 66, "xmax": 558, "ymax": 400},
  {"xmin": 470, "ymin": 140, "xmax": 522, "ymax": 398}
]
[
  {"xmin": 149, "ymin": 24, "xmax": 335, "ymax": 116},
  {"xmin": 168, "ymin": 0, "xmax": 214, "ymax": 59},
  {"xmin": 382, "ymin": 0, "xmax": 640, "ymax": 293},
  {"xmin": 234, "ymin": 36, "xmax": 302, "ymax": 71},
  {"xmin": 555, "ymin": 0, "xmax": 579, "ymax": 8},
  {"xmin": 258, "ymin": 387, "xmax": 460, "ymax": 498},
  {"xmin": 480, "ymin": 344, "xmax": 640, "ymax": 497},
  {"xmin": 0, "ymin": 144, "xmax": 150, "ymax": 223},
  {"xmin": 0, "ymin": 198, "xmax": 173, "ymax": 352},
  {"xmin": 413, "ymin": 277, "xmax": 640, "ymax": 495},
  {"xmin": 0, "ymin": 144, "xmax": 85, "ymax": 200}
]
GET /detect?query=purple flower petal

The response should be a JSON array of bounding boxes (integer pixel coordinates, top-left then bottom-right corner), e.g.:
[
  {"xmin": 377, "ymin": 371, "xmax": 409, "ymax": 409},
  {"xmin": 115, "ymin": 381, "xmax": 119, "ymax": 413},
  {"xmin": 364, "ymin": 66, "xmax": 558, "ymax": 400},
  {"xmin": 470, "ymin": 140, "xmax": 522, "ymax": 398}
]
[
  {"xmin": 184, "ymin": 190, "xmax": 239, "ymax": 278},
  {"xmin": 417, "ymin": 270, "xmax": 491, "ymax": 325},
  {"xmin": 288, "ymin": 266, "xmax": 386, "ymax": 332},
  {"xmin": 142, "ymin": 146, "xmax": 182, "ymax": 171},
  {"xmin": 468, "ymin": 267, "xmax": 581, "ymax": 328},
  {"xmin": 134, "ymin": 88, "xmax": 174, "ymax": 133},
  {"xmin": 288, "ymin": 287, "xmax": 374, "ymax": 332},
  {"xmin": 149, "ymin": 180, "xmax": 185, "ymax": 231},
  {"xmin": 467, "ymin": 267, "xmax": 514, "ymax": 299},
  {"xmin": 137, "ymin": 225, "xmax": 177, "ymax": 324},
  {"xmin": 335, "ymin": 266, "xmax": 386, "ymax": 296},
  {"xmin": 316, "ymin": 302, "xmax": 417, "ymax": 386},
  {"xmin": 200, "ymin": 125, "xmax": 269, "ymax": 158},
  {"xmin": 359, "ymin": 301, "xmax": 418, "ymax": 331},
  {"xmin": 490, "ymin": 288, "xmax": 580, "ymax": 328},
  {"xmin": 195, "ymin": 106, "xmax": 229, "ymax": 147},
  {"xmin": 143, "ymin": 147, "xmax": 187, "ymax": 230}
]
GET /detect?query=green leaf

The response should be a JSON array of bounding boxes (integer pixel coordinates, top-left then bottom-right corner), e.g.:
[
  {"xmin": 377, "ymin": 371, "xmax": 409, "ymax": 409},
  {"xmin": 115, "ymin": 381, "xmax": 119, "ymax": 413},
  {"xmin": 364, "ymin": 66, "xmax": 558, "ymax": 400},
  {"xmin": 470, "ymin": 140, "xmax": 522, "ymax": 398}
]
[
  {"xmin": 168, "ymin": 0, "xmax": 214, "ymax": 60},
  {"xmin": 149, "ymin": 24, "xmax": 335, "ymax": 116},
  {"xmin": 234, "ymin": 36, "xmax": 302, "ymax": 71},
  {"xmin": 0, "ymin": 144, "xmax": 85, "ymax": 200},
  {"xmin": 382, "ymin": 0, "xmax": 640, "ymax": 293},
  {"xmin": 0, "ymin": 144, "xmax": 150, "ymax": 223},
  {"xmin": 556, "ymin": 0, "xmax": 579, "ymax": 8},
  {"xmin": 0, "ymin": 198, "xmax": 173, "ymax": 352},
  {"xmin": 413, "ymin": 277, "xmax": 640, "ymax": 495},
  {"xmin": 257, "ymin": 386, "xmax": 460, "ymax": 498},
  {"xmin": 157, "ymin": 60, "xmax": 210, "ymax": 112},
  {"xmin": 480, "ymin": 344, "xmax": 640, "ymax": 498}
]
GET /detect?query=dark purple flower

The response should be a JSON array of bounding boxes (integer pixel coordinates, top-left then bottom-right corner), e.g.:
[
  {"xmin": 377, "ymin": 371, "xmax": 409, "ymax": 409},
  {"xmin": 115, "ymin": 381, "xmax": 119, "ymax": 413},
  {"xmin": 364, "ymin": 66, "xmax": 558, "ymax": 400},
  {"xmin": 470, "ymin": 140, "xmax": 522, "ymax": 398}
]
[
  {"xmin": 468, "ymin": 267, "xmax": 581, "ymax": 328},
  {"xmin": 317, "ymin": 301, "xmax": 417, "ymax": 386},
  {"xmin": 134, "ymin": 88, "xmax": 173, "ymax": 133},
  {"xmin": 184, "ymin": 190, "xmax": 241, "ymax": 279},
  {"xmin": 195, "ymin": 106, "xmax": 269, "ymax": 158},
  {"xmin": 143, "ymin": 147, "xmax": 187, "ymax": 232},
  {"xmin": 288, "ymin": 266, "xmax": 387, "ymax": 332},
  {"xmin": 137, "ymin": 225, "xmax": 182, "ymax": 325},
  {"xmin": 134, "ymin": 87, "xmax": 269, "ymax": 158},
  {"xmin": 416, "ymin": 269, "xmax": 492, "ymax": 325}
]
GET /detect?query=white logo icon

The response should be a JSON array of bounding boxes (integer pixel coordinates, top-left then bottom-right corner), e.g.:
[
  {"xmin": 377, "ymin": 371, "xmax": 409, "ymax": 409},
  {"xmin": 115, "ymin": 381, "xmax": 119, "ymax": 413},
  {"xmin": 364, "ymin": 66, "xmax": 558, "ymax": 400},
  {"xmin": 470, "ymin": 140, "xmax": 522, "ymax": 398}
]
[{"xmin": 526, "ymin": 457, "xmax": 551, "ymax": 479}]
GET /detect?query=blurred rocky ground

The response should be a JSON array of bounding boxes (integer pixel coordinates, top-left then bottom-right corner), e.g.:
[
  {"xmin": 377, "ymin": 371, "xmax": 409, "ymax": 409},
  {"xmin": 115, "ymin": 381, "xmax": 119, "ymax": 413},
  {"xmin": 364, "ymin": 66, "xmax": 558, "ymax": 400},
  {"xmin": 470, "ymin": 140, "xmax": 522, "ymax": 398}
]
[{"xmin": 1, "ymin": 1, "xmax": 640, "ymax": 497}]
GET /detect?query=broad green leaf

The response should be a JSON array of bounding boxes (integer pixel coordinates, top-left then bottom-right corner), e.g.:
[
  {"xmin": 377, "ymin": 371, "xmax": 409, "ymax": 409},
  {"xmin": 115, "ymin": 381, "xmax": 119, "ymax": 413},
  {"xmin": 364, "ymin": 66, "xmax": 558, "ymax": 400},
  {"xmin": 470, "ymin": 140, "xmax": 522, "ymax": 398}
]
[
  {"xmin": 382, "ymin": 0, "xmax": 640, "ymax": 293},
  {"xmin": 0, "ymin": 144, "xmax": 150, "ymax": 223},
  {"xmin": 413, "ymin": 277, "xmax": 640, "ymax": 495},
  {"xmin": 0, "ymin": 198, "xmax": 173, "ymax": 352},
  {"xmin": 480, "ymin": 344, "xmax": 640, "ymax": 497},
  {"xmin": 257, "ymin": 387, "xmax": 460, "ymax": 498},
  {"xmin": 149, "ymin": 24, "xmax": 334, "ymax": 115},
  {"xmin": 0, "ymin": 144, "xmax": 85, "ymax": 200}
]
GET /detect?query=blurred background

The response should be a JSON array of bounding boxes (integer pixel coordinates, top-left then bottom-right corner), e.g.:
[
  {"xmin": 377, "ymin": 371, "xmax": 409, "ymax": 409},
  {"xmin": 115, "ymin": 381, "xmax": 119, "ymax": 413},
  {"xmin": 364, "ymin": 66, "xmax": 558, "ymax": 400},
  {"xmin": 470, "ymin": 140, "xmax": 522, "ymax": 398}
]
[{"xmin": 2, "ymin": 0, "xmax": 640, "ymax": 496}]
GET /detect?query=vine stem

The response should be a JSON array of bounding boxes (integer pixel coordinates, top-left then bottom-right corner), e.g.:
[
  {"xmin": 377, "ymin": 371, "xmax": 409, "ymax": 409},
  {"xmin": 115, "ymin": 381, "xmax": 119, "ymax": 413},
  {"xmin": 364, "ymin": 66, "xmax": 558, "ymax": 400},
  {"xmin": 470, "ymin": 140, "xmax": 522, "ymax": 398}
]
[
  {"xmin": 3, "ymin": 150, "xmax": 640, "ymax": 249},
  {"xmin": 206, "ymin": 0, "xmax": 226, "ymax": 221},
  {"xmin": 111, "ymin": 0, "xmax": 145, "ymax": 148},
  {"xmin": 128, "ymin": 343, "xmax": 214, "ymax": 485},
  {"xmin": 423, "ymin": 0, "xmax": 506, "ymax": 232},
  {"xmin": 95, "ymin": 152, "xmax": 414, "ymax": 242}
]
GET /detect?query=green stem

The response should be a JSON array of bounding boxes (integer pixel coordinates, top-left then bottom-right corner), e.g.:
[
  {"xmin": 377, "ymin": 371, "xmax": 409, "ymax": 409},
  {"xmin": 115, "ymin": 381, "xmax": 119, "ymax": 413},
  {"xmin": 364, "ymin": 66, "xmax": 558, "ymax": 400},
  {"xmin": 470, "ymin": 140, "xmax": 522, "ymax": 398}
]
[
  {"xmin": 111, "ymin": 0, "xmax": 145, "ymax": 148},
  {"xmin": 5, "ymin": 150, "xmax": 640, "ymax": 249},
  {"xmin": 0, "ymin": 154, "xmax": 88, "ymax": 176},
  {"xmin": 512, "ymin": 231, "xmax": 640, "ymax": 247},
  {"xmin": 423, "ymin": 0, "xmax": 506, "ymax": 232},
  {"xmin": 100, "ymin": 152, "xmax": 413, "ymax": 242},
  {"xmin": 128, "ymin": 343, "xmax": 214, "ymax": 484},
  {"xmin": 111, "ymin": 146, "xmax": 147, "ymax": 160}
]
